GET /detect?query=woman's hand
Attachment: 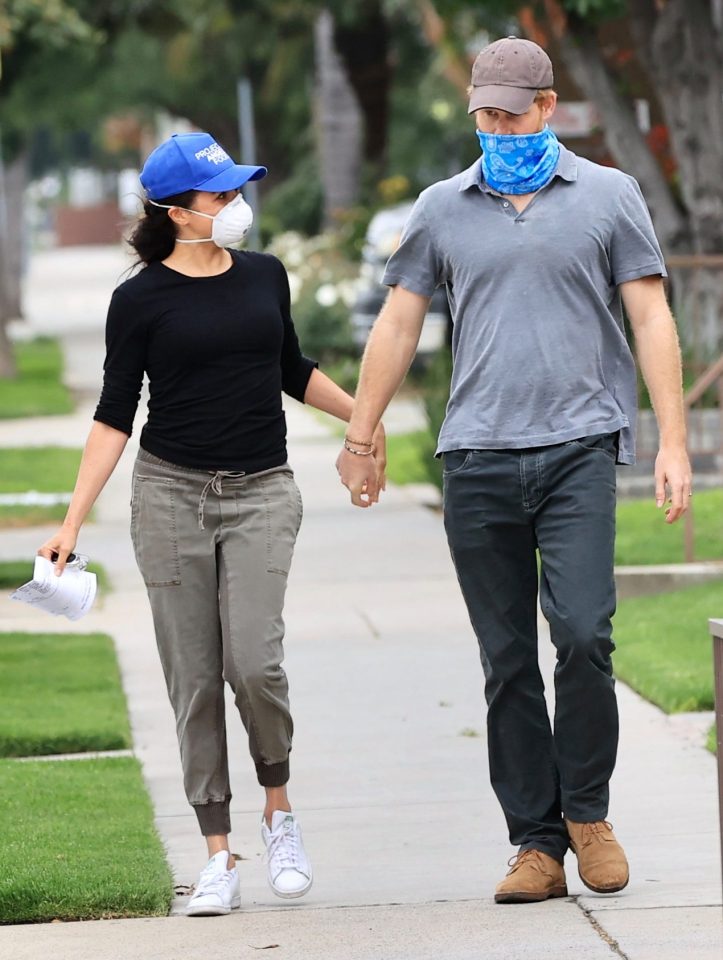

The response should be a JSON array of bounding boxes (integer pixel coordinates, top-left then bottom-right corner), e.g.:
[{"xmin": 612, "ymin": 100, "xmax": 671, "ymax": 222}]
[{"xmin": 38, "ymin": 522, "xmax": 79, "ymax": 576}]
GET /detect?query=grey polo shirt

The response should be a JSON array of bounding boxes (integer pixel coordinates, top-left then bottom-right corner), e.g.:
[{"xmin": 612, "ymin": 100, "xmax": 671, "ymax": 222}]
[{"xmin": 382, "ymin": 145, "xmax": 666, "ymax": 464}]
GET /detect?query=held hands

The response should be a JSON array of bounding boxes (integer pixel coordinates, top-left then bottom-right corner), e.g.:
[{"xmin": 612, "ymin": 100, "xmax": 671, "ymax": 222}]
[
  {"xmin": 38, "ymin": 522, "xmax": 79, "ymax": 576},
  {"xmin": 336, "ymin": 422, "xmax": 387, "ymax": 508},
  {"xmin": 654, "ymin": 443, "xmax": 693, "ymax": 524}
]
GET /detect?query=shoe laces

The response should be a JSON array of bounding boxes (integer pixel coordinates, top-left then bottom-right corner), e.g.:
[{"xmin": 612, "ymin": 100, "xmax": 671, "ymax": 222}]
[
  {"xmin": 506, "ymin": 849, "xmax": 542, "ymax": 873},
  {"xmin": 579, "ymin": 820, "xmax": 614, "ymax": 848},
  {"xmin": 193, "ymin": 862, "xmax": 235, "ymax": 898},
  {"xmin": 265, "ymin": 818, "xmax": 302, "ymax": 871}
]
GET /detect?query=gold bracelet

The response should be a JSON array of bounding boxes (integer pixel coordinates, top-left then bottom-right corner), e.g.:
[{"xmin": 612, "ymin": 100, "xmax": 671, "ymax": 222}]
[
  {"xmin": 345, "ymin": 435, "xmax": 373, "ymax": 447},
  {"xmin": 344, "ymin": 440, "xmax": 375, "ymax": 456}
]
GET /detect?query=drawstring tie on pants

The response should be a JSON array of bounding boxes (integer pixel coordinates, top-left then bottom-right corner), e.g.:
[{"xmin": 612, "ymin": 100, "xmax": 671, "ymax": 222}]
[{"xmin": 198, "ymin": 470, "xmax": 245, "ymax": 529}]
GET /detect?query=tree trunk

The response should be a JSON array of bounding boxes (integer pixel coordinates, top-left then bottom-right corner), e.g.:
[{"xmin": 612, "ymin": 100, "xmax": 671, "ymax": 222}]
[
  {"xmin": 667, "ymin": 261, "xmax": 723, "ymax": 357},
  {"xmin": 627, "ymin": 0, "xmax": 723, "ymax": 354},
  {"xmin": 333, "ymin": 0, "xmax": 391, "ymax": 174},
  {"xmin": 628, "ymin": 0, "xmax": 723, "ymax": 254},
  {"xmin": 314, "ymin": 8, "xmax": 363, "ymax": 229},
  {"xmin": 0, "ymin": 147, "xmax": 28, "ymax": 379},
  {"xmin": 542, "ymin": 0, "xmax": 690, "ymax": 254}
]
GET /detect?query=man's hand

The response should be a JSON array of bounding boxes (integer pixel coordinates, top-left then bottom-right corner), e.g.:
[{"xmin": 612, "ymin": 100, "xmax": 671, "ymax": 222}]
[
  {"xmin": 336, "ymin": 422, "xmax": 388, "ymax": 508},
  {"xmin": 654, "ymin": 442, "xmax": 692, "ymax": 523},
  {"xmin": 372, "ymin": 422, "xmax": 387, "ymax": 495},
  {"xmin": 336, "ymin": 447, "xmax": 380, "ymax": 508},
  {"xmin": 334, "ymin": 285, "xmax": 428, "ymax": 507}
]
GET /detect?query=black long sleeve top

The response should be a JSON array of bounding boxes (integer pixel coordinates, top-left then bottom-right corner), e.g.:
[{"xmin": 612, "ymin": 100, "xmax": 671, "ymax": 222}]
[{"xmin": 93, "ymin": 251, "xmax": 317, "ymax": 472}]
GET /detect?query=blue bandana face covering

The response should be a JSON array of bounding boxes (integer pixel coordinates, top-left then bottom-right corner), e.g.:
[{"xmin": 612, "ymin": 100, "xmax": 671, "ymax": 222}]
[{"xmin": 476, "ymin": 125, "xmax": 560, "ymax": 195}]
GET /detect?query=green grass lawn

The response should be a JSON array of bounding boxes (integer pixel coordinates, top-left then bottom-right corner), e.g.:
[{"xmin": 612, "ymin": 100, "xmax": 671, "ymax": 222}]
[
  {"xmin": 0, "ymin": 559, "xmax": 109, "ymax": 592},
  {"xmin": 0, "ymin": 446, "xmax": 84, "ymax": 528},
  {"xmin": 0, "ymin": 757, "xmax": 173, "ymax": 922},
  {"xmin": 0, "ymin": 337, "xmax": 74, "ymax": 419},
  {"xmin": 616, "ymin": 488, "xmax": 723, "ymax": 565},
  {"xmin": 0, "ymin": 446, "xmax": 83, "ymax": 493},
  {"xmin": 0, "ymin": 633, "xmax": 131, "ymax": 757},
  {"xmin": 0, "ymin": 503, "xmax": 69, "ymax": 528},
  {"xmin": 614, "ymin": 579, "xmax": 723, "ymax": 713}
]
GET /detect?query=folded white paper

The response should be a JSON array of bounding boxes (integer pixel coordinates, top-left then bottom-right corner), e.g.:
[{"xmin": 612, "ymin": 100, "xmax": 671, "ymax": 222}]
[{"xmin": 10, "ymin": 556, "xmax": 97, "ymax": 621}]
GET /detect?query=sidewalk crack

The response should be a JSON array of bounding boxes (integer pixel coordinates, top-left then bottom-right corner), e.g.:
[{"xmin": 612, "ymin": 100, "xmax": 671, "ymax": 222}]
[
  {"xmin": 357, "ymin": 610, "xmax": 381, "ymax": 639},
  {"xmin": 575, "ymin": 898, "xmax": 630, "ymax": 959}
]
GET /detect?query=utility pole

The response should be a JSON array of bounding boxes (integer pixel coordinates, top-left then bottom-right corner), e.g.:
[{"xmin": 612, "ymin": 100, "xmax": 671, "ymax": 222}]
[{"xmin": 237, "ymin": 78, "xmax": 260, "ymax": 250}]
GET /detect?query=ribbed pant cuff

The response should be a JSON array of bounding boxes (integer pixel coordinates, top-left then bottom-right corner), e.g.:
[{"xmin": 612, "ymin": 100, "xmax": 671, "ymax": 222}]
[
  {"xmin": 256, "ymin": 757, "xmax": 289, "ymax": 787},
  {"xmin": 193, "ymin": 799, "xmax": 231, "ymax": 837}
]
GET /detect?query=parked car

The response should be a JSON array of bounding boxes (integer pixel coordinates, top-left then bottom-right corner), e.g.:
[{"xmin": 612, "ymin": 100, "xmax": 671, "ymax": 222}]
[{"xmin": 350, "ymin": 202, "xmax": 451, "ymax": 360}]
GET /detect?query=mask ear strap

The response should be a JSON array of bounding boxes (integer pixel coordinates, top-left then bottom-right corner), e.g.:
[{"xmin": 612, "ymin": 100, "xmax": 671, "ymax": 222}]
[
  {"xmin": 146, "ymin": 196, "xmax": 215, "ymax": 243},
  {"xmin": 146, "ymin": 198, "xmax": 212, "ymax": 220}
]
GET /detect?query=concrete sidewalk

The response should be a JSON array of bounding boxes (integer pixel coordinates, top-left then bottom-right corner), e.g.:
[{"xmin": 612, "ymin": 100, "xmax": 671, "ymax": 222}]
[{"xmin": 0, "ymin": 246, "xmax": 720, "ymax": 959}]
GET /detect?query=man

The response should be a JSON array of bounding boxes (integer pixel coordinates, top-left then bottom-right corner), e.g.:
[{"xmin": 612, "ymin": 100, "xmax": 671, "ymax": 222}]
[{"xmin": 336, "ymin": 36, "xmax": 691, "ymax": 903}]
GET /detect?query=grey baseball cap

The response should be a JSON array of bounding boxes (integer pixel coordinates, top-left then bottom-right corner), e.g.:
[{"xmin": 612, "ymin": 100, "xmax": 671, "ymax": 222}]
[{"xmin": 468, "ymin": 36, "xmax": 554, "ymax": 115}]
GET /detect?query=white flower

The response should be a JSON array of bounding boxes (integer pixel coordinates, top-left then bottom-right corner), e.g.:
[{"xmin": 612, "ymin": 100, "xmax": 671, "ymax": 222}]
[
  {"xmin": 337, "ymin": 280, "xmax": 359, "ymax": 307},
  {"xmin": 315, "ymin": 283, "xmax": 338, "ymax": 307},
  {"xmin": 285, "ymin": 249, "xmax": 303, "ymax": 268}
]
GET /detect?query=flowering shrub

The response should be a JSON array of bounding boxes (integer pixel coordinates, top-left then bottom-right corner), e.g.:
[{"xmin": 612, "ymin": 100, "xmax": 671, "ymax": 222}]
[{"xmin": 265, "ymin": 231, "xmax": 360, "ymax": 362}]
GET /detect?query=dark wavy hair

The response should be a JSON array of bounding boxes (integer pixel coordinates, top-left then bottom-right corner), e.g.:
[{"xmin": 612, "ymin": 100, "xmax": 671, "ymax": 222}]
[{"xmin": 127, "ymin": 190, "xmax": 199, "ymax": 266}]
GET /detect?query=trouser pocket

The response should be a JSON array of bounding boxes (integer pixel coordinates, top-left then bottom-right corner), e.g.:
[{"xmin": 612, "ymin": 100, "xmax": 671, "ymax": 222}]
[
  {"xmin": 259, "ymin": 471, "xmax": 303, "ymax": 576},
  {"xmin": 567, "ymin": 432, "xmax": 618, "ymax": 461},
  {"xmin": 131, "ymin": 475, "xmax": 182, "ymax": 586}
]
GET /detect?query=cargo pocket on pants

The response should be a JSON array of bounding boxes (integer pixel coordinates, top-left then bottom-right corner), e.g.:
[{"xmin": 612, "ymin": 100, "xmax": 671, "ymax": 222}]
[
  {"xmin": 131, "ymin": 476, "xmax": 182, "ymax": 586},
  {"xmin": 262, "ymin": 473, "xmax": 302, "ymax": 576}
]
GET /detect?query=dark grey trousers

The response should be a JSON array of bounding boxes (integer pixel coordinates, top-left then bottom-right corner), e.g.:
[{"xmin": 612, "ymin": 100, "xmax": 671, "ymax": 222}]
[
  {"xmin": 131, "ymin": 449, "xmax": 303, "ymax": 837},
  {"xmin": 442, "ymin": 434, "xmax": 619, "ymax": 863}
]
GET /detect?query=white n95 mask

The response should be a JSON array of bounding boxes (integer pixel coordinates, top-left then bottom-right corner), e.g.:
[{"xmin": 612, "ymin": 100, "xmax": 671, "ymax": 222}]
[{"xmin": 150, "ymin": 194, "xmax": 254, "ymax": 247}]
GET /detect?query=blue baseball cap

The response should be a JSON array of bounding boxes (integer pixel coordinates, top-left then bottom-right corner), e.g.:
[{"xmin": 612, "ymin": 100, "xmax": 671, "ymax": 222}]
[{"xmin": 139, "ymin": 132, "xmax": 267, "ymax": 200}]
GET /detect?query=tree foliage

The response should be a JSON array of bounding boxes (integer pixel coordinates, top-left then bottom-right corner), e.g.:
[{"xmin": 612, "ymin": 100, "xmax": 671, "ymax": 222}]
[
  {"xmin": 0, "ymin": 0, "xmax": 98, "ymax": 76},
  {"xmin": 0, "ymin": 0, "xmax": 721, "ymax": 368}
]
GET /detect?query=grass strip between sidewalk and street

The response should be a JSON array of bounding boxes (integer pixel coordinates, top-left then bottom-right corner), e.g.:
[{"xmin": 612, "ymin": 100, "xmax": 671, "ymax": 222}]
[
  {"xmin": 0, "ymin": 446, "xmax": 83, "ymax": 493},
  {"xmin": 0, "ymin": 559, "xmax": 109, "ymax": 592},
  {"xmin": 614, "ymin": 579, "xmax": 722, "ymax": 714},
  {"xmin": 0, "ymin": 503, "xmax": 70, "ymax": 528},
  {"xmin": 0, "ymin": 446, "xmax": 85, "ymax": 528},
  {"xmin": 0, "ymin": 337, "xmax": 73, "ymax": 419},
  {"xmin": 0, "ymin": 633, "xmax": 131, "ymax": 757},
  {"xmin": 0, "ymin": 757, "xmax": 173, "ymax": 923}
]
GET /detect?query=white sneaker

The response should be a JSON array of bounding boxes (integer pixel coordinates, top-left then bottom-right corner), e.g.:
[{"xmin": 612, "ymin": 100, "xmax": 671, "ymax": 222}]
[
  {"xmin": 186, "ymin": 850, "xmax": 241, "ymax": 917},
  {"xmin": 261, "ymin": 810, "xmax": 313, "ymax": 899}
]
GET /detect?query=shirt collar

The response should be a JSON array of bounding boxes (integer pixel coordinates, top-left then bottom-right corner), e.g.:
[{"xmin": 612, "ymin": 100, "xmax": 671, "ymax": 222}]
[{"xmin": 458, "ymin": 143, "xmax": 578, "ymax": 193}]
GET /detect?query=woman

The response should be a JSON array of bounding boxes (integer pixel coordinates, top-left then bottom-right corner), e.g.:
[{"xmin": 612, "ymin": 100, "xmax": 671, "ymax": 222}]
[{"xmin": 39, "ymin": 131, "xmax": 385, "ymax": 917}]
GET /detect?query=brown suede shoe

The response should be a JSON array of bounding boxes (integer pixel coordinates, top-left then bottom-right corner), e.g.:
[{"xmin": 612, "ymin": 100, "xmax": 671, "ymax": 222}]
[
  {"xmin": 494, "ymin": 849, "xmax": 568, "ymax": 904},
  {"xmin": 565, "ymin": 819, "xmax": 629, "ymax": 894}
]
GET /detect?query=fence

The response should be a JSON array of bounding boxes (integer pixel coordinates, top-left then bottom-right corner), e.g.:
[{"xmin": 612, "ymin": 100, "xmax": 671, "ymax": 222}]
[{"xmin": 635, "ymin": 255, "xmax": 723, "ymax": 562}]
